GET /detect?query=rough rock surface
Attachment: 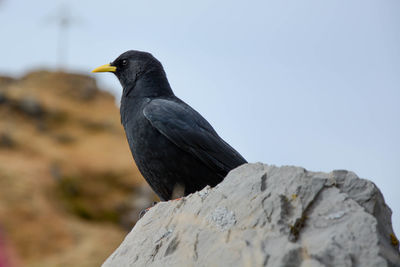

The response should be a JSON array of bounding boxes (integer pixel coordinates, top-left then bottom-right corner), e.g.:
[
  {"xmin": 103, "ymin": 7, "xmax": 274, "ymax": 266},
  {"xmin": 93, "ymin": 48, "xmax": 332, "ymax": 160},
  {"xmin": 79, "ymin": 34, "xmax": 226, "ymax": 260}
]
[{"xmin": 103, "ymin": 163, "xmax": 400, "ymax": 267}]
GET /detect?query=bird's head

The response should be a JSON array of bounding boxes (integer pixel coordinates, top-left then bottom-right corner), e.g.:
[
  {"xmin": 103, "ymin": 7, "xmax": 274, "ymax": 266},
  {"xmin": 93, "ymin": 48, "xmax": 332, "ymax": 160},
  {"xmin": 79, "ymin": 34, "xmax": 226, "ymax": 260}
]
[{"xmin": 92, "ymin": 50, "xmax": 172, "ymax": 97}]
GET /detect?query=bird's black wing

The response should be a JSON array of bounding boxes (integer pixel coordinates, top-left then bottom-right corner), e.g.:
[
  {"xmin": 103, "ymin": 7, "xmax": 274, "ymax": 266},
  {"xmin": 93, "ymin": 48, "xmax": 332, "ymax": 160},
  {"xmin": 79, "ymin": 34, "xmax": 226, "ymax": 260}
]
[{"xmin": 143, "ymin": 98, "xmax": 247, "ymax": 176}]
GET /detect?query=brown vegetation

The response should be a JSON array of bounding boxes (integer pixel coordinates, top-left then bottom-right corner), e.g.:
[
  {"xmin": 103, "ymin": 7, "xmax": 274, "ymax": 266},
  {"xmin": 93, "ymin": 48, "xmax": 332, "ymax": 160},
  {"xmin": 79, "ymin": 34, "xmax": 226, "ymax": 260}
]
[{"xmin": 0, "ymin": 71, "xmax": 156, "ymax": 266}]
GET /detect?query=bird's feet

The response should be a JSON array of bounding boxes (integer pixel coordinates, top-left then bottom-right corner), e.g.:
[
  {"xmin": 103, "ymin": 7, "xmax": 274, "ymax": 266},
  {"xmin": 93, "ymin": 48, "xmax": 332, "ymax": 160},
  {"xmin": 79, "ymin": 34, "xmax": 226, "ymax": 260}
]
[
  {"xmin": 138, "ymin": 198, "xmax": 183, "ymax": 219},
  {"xmin": 139, "ymin": 202, "xmax": 158, "ymax": 219}
]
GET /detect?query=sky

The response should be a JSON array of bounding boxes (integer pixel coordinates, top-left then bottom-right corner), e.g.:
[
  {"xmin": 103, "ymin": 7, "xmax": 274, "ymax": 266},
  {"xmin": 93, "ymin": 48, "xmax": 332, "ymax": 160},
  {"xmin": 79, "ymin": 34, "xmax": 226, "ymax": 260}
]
[{"xmin": 0, "ymin": 0, "xmax": 399, "ymax": 234}]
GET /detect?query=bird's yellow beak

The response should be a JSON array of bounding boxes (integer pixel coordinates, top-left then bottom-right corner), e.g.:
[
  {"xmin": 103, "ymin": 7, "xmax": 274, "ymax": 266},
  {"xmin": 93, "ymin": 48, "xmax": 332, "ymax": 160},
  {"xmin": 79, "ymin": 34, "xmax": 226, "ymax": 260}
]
[{"xmin": 92, "ymin": 64, "xmax": 117, "ymax": 73}]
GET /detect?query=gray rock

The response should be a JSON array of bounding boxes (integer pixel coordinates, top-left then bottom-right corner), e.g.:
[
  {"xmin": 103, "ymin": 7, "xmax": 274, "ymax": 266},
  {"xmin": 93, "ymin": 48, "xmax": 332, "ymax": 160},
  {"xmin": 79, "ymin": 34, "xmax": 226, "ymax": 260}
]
[
  {"xmin": 18, "ymin": 97, "xmax": 44, "ymax": 117},
  {"xmin": 103, "ymin": 163, "xmax": 400, "ymax": 267},
  {"xmin": 0, "ymin": 132, "xmax": 16, "ymax": 148},
  {"xmin": 0, "ymin": 91, "xmax": 7, "ymax": 104}
]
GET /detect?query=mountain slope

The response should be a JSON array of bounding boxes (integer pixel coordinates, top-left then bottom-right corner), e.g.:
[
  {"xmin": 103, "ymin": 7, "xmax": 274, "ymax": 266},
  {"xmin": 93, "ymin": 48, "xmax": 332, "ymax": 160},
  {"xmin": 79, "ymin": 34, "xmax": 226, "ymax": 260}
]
[{"xmin": 0, "ymin": 71, "xmax": 155, "ymax": 267}]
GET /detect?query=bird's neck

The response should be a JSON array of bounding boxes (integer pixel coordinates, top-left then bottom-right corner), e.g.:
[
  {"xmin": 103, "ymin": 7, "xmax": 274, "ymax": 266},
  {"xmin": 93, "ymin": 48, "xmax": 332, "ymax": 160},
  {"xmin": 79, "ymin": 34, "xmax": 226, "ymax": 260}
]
[{"xmin": 123, "ymin": 70, "xmax": 174, "ymax": 98}]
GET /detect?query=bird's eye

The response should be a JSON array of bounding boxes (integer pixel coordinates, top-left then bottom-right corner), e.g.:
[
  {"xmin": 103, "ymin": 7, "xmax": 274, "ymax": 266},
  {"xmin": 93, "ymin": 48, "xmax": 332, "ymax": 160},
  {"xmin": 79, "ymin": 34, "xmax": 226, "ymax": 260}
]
[{"xmin": 122, "ymin": 59, "xmax": 128, "ymax": 66}]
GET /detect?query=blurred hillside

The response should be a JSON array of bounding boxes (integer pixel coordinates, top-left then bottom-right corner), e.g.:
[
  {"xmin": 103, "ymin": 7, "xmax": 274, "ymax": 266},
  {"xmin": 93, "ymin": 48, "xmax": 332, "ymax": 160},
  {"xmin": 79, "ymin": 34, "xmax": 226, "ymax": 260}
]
[{"xmin": 0, "ymin": 71, "xmax": 156, "ymax": 267}]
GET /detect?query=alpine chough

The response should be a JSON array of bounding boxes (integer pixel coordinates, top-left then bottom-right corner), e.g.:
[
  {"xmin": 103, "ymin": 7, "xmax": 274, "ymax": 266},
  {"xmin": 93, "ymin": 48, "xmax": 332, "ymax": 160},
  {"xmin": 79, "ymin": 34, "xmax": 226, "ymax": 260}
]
[{"xmin": 93, "ymin": 50, "xmax": 247, "ymax": 200}]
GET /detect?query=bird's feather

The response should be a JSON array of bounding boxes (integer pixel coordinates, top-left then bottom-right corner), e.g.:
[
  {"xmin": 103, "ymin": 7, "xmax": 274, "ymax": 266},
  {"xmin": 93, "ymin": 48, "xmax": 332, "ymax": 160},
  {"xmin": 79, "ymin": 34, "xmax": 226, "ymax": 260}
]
[{"xmin": 143, "ymin": 98, "xmax": 246, "ymax": 177}]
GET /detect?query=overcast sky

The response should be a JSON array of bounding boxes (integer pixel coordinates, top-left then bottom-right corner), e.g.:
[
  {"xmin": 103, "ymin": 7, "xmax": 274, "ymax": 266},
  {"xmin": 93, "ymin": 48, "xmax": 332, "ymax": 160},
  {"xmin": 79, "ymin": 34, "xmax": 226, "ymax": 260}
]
[{"xmin": 0, "ymin": 0, "xmax": 399, "ymax": 234}]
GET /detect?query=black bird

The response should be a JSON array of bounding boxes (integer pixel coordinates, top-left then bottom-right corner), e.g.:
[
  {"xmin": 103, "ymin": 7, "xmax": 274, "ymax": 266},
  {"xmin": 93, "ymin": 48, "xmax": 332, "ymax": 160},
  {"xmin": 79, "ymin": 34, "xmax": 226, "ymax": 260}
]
[{"xmin": 93, "ymin": 50, "xmax": 247, "ymax": 200}]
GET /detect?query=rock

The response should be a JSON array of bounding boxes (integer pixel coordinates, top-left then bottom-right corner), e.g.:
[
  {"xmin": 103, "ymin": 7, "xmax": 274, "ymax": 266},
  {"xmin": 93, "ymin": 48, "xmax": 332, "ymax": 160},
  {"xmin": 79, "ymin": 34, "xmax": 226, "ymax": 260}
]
[
  {"xmin": 102, "ymin": 163, "xmax": 400, "ymax": 267},
  {"xmin": 0, "ymin": 132, "xmax": 16, "ymax": 148},
  {"xmin": 0, "ymin": 91, "xmax": 7, "ymax": 104},
  {"xmin": 18, "ymin": 97, "xmax": 44, "ymax": 117}
]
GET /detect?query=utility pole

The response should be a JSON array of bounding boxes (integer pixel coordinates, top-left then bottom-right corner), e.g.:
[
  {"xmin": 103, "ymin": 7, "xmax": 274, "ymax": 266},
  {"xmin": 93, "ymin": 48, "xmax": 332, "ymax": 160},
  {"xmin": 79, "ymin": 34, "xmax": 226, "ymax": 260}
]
[
  {"xmin": 57, "ymin": 7, "xmax": 71, "ymax": 69},
  {"xmin": 45, "ymin": 5, "xmax": 80, "ymax": 70}
]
